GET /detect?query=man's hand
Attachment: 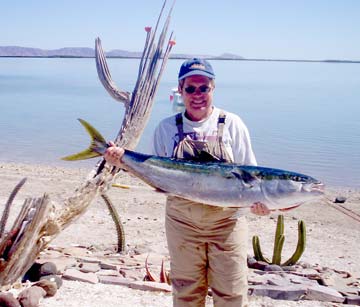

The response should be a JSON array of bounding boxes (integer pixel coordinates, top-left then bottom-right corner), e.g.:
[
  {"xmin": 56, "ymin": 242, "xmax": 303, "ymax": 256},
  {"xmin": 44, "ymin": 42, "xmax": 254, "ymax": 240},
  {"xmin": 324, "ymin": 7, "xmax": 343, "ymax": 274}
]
[
  {"xmin": 104, "ymin": 141, "xmax": 125, "ymax": 168},
  {"xmin": 250, "ymin": 202, "xmax": 271, "ymax": 216}
]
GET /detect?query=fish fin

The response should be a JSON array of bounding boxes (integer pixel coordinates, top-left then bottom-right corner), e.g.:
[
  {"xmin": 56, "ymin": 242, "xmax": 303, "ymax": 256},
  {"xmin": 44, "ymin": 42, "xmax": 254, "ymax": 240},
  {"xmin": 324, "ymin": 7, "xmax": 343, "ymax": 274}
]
[
  {"xmin": 61, "ymin": 118, "xmax": 108, "ymax": 161},
  {"xmin": 62, "ymin": 148, "xmax": 101, "ymax": 161},
  {"xmin": 231, "ymin": 169, "xmax": 256, "ymax": 187}
]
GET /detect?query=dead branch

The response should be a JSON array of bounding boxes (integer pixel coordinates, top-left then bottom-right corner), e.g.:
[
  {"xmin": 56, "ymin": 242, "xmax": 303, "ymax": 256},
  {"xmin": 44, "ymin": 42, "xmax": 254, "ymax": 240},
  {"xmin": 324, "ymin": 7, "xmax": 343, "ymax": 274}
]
[
  {"xmin": 0, "ymin": 0, "xmax": 175, "ymax": 287},
  {"xmin": 0, "ymin": 194, "xmax": 59, "ymax": 286},
  {"xmin": 0, "ymin": 178, "xmax": 27, "ymax": 238}
]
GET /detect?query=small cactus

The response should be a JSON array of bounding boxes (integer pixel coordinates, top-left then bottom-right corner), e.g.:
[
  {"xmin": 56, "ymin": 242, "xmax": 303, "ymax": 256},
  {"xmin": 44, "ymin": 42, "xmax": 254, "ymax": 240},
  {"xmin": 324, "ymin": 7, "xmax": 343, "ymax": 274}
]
[
  {"xmin": 252, "ymin": 215, "xmax": 306, "ymax": 266},
  {"xmin": 101, "ymin": 193, "xmax": 125, "ymax": 253}
]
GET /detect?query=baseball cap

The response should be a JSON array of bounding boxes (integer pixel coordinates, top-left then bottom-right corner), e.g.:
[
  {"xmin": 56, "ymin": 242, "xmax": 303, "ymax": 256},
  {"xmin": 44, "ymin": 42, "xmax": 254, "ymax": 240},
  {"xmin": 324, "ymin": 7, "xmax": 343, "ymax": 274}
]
[{"xmin": 178, "ymin": 58, "xmax": 215, "ymax": 81}]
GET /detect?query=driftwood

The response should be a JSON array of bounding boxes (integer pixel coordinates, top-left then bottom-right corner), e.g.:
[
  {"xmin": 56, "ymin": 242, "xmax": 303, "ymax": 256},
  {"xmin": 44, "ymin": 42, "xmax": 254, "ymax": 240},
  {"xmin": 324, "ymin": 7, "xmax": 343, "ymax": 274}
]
[
  {"xmin": 0, "ymin": 193, "xmax": 58, "ymax": 286},
  {"xmin": 0, "ymin": 0, "xmax": 176, "ymax": 287}
]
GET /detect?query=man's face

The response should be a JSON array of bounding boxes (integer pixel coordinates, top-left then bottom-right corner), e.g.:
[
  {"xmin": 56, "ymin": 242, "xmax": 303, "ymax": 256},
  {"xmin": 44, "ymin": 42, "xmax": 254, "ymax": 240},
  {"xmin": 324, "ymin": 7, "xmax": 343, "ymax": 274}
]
[{"xmin": 179, "ymin": 75, "xmax": 214, "ymax": 121}]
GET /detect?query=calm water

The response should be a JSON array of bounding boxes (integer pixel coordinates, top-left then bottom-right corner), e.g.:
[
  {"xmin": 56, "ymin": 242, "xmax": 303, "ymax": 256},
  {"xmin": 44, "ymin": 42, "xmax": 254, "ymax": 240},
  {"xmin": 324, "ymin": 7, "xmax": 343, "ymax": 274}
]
[{"xmin": 0, "ymin": 58, "xmax": 359, "ymax": 188}]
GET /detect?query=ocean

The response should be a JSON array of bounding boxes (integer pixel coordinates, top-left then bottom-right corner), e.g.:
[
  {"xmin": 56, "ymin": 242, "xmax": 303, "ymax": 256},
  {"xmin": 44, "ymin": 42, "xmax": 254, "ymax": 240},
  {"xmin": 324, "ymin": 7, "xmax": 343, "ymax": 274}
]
[{"xmin": 0, "ymin": 58, "xmax": 359, "ymax": 188}]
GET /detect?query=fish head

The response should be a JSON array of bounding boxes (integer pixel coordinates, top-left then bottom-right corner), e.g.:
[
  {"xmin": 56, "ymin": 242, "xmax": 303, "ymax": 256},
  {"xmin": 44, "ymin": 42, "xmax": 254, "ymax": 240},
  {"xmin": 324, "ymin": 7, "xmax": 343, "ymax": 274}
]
[{"xmin": 258, "ymin": 168, "xmax": 325, "ymax": 210}]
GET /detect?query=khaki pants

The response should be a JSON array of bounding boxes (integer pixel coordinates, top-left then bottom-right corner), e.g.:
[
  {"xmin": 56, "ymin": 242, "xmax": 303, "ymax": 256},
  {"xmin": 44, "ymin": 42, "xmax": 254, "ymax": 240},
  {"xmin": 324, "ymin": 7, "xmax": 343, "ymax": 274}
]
[{"xmin": 166, "ymin": 196, "xmax": 249, "ymax": 307}]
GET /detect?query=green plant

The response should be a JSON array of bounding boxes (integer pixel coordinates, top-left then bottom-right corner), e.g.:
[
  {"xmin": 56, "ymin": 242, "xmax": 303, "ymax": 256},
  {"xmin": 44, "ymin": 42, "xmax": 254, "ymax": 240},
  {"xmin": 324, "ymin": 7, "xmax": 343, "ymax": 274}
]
[
  {"xmin": 101, "ymin": 193, "xmax": 125, "ymax": 253},
  {"xmin": 252, "ymin": 214, "xmax": 306, "ymax": 266}
]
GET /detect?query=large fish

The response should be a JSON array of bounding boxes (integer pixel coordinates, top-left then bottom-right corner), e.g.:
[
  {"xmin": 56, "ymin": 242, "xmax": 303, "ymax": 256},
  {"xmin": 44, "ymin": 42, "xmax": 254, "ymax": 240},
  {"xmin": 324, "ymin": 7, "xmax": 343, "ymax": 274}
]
[{"xmin": 62, "ymin": 119, "xmax": 324, "ymax": 211}]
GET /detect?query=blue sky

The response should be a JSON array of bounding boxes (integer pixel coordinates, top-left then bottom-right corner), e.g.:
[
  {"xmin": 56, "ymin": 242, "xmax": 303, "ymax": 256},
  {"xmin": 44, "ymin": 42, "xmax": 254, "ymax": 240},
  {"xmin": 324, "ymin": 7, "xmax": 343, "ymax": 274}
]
[{"xmin": 2, "ymin": 0, "xmax": 359, "ymax": 60}]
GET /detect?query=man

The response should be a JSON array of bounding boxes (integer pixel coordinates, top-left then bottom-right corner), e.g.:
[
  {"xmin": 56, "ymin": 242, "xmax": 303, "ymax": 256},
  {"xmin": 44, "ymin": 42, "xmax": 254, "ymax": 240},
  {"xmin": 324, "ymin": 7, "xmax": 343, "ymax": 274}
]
[{"xmin": 105, "ymin": 58, "xmax": 269, "ymax": 306}]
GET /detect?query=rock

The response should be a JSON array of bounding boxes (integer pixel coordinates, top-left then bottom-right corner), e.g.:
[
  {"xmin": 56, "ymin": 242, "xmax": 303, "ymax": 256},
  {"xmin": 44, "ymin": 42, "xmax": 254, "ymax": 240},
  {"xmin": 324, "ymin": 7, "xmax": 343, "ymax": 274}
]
[
  {"xmin": 249, "ymin": 284, "xmax": 306, "ymax": 300},
  {"xmin": 248, "ymin": 271, "xmax": 268, "ymax": 285},
  {"xmin": 62, "ymin": 246, "xmax": 90, "ymax": 257},
  {"xmin": 319, "ymin": 270, "xmax": 359, "ymax": 296},
  {"xmin": 79, "ymin": 262, "xmax": 100, "ymax": 273},
  {"xmin": 63, "ymin": 268, "xmax": 99, "ymax": 284},
  {"xmin": 266, "ymin": 274, "xmax": 291, "ymax": 287},
  {"xmin": 40, "ymin": 274, "xmax": 63, "ymax": 289},
  {"xmin": 0, "ymin": 292, "xmax": 21, "ymax": 307},
  {"xmin": 76, "ymin": 257, "xmax": 101, "ymax": 264},
  {"xmin": 264, "ymin": 264, "xmax": 283, "ymax": 272},
  {"xmin": 33, "ymin": 280, "xmax": 57, "ymax": 297},
  {"xmin": 99, "ymin": 262, "xmax": 119, "ymax": 270},
  {"xmin": 248, "ymin": 260, "xmax": 268, "ymax": 271},
  {"xmin": 39, "ymin": 262, "xmax": 57, "ymax": 276},
  {"xmin": 96, "ymin": 269, "xmax": 120, "ymax": 276},
  {"xmin": 17, "ymin": 286, "xmax": 46, "ymax": 307},
  {"xmin": 346, "ymin": 295, "xmax": 360, "ymax": 305},
  {"xmin": 281, "ymin": 266, "xmax": 297, "ymax": 272},
  {"xmin": 304, "ymin": 285, "xmax": 345, "ymax": 303},
  {"xmin": 119, "ymin": 268, "xmax": 144, "ymax": 280},
  {"xmin": 292, "ymin": 268, "xmax": 320, "ymax": 277},
  {"xmin": 289, "ymin": 274, "xmax": 319, "ymax": 286},
  {"xmin": 299, "ymin": 261, "xmax": 313, "ymax": 269},
  {"xmin": 22, "ymin": 262, "xmax": 57, "ymax": 282},
  {"xmin": 247, "ymin": 256, "xmax": 257, "ymax": 267},
  {"xmin": 129, "ymin": 281, "xmax": 172, "ymax": 292},
  {"xmin": 39, "ymin": 256, "xmax": 76, "ymax": 274},
  {"xmin": 98, "ymin": 275, "xmax": 133, "ymax": 286},
  {"xmin": 318, "ymin": 270, "xmax": 338, "ymax": 286},
  {"xmin": 334, "ymin": 196, "xmax": 347, "ymax": 203}
]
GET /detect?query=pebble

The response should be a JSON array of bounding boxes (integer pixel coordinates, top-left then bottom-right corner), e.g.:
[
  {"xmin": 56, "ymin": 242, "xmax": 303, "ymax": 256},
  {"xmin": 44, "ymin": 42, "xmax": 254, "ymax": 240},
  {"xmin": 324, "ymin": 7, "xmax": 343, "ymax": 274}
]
[
  {"xmin": 335, "ymin": 196, "xmax": 347, "ymax": 203},
  {"xmin": 17, "ymin": 286, "xmax": 46, "ymax": 307},
  {"xmin": 33, "ymin": 280, "xmax": 58, "ymax": 297},
  {"xmin": 39, "ymin": 275, "xmax": 63, "ymax": 289},
  {"xmin": 39, "ymin": 262, "xmax": 57, "ymax": 276},
  {"xmin": 0, "ymin": 292, "xmax": 21, "ymax": 307}
]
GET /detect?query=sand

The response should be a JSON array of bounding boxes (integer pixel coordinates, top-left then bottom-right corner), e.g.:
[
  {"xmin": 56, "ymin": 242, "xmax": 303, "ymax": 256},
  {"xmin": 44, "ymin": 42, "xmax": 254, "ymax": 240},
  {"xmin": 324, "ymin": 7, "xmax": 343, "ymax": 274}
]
[{"xmin": 1, "ymin": 161, "xmax": 360, "ymax": 307}]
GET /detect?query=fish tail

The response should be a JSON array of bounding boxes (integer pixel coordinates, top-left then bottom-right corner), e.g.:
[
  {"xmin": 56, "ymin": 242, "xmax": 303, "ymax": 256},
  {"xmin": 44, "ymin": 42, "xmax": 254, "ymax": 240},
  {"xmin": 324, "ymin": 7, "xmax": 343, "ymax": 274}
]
[{"xmin": 61, "ymin": 118, "xmax": 108, "ymax": 161}]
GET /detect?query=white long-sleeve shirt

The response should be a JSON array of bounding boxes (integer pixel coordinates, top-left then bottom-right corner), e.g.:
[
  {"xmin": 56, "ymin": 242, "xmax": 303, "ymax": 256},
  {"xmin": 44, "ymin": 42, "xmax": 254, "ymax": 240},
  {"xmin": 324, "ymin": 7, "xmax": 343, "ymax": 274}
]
[{"xmin": 152, "ymin": 106, "xmax": 257, "ymax": 166}]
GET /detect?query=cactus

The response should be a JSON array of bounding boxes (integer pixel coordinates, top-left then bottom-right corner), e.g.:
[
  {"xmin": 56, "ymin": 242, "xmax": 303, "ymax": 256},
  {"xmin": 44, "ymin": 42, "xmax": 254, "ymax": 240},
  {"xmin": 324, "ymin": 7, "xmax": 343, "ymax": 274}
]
[
  {"xmin": 252, "ymin": 215, "xmax": 306, "ymax": 266},
  {"xmin": 282, "ymin": 220, "xmax": 306, "ymax": 266},
  {"xmin": 101, "ymin": 193, "xmax": 125, "ymax": 253}
]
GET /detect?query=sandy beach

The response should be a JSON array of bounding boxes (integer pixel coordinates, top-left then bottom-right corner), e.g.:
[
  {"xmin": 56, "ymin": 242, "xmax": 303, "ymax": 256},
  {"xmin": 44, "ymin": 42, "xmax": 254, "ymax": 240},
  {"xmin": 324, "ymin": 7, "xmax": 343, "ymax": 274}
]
[{"xmin": 1, "ymin": 161, "xmax": 360, "ymax": 306}]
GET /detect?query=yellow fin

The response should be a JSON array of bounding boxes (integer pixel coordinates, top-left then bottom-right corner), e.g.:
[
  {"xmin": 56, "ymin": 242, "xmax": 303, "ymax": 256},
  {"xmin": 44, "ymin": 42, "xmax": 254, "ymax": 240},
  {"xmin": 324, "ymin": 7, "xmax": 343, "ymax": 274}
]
[{"xmin": 61, "ymin": 118, "xmax": 108, "ymax": 161}]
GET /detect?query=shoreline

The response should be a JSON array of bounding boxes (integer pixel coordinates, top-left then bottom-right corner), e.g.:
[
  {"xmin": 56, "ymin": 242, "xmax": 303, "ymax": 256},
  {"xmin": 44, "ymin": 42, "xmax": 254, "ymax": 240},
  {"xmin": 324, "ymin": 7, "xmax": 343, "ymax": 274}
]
[
  {"xmin": 1, "ymin": 161, "xmax": 360, "ymax": 306},
  {"xmin": 1, "ymin": 55, "xmax": 359, "ymax": 64}
]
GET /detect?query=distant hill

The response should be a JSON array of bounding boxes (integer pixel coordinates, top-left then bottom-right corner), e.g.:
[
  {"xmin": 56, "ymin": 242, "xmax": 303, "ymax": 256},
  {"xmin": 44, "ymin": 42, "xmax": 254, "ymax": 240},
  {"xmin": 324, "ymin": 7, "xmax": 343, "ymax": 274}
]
[
  {"xmin": 0, "ymin": 46, "xmax": 244, "ymax": 60},
  {"xmin": 1, "ymin": 46, "xmax": 358, "ymax": 63}
]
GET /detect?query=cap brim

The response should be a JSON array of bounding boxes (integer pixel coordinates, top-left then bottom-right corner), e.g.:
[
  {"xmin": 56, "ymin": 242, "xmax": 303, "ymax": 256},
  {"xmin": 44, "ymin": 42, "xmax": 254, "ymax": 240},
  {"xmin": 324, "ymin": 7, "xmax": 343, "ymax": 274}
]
[{"xmin": 178, "ymin": 70, "xmax": 215, "ymax": 81}]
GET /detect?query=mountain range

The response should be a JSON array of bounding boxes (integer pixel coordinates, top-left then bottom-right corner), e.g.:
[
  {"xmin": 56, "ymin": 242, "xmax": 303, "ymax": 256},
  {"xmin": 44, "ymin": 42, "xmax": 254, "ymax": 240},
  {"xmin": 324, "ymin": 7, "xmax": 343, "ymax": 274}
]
[
  {"xmin": 0, "ymin": 46, "xmax": 244, "ymax": 60},
  {"xmin": 1, "ymin": 46, "xmax": 358, "ymax": 63}
]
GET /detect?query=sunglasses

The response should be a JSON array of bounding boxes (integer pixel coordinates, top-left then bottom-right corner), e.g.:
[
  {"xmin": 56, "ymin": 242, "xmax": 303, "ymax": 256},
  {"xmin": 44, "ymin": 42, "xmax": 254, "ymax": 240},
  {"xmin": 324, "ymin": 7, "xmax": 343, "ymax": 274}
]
[{"xmin": 184, "ymin": 85, "xmax": 212, "ymax": 94}]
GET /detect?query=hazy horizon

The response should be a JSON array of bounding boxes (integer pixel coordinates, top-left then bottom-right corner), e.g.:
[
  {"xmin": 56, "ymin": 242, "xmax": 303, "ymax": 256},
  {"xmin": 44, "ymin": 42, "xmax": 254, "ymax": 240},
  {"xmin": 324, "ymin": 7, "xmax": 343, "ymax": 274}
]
[{"xmin": 1, "ymin": 1, "xmax": 359, "ymax": 61}]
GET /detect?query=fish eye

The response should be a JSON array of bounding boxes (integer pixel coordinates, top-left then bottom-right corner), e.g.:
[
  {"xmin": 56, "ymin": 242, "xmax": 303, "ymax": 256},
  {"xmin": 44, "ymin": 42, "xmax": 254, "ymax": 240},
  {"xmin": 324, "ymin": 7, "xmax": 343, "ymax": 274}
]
[{"xmin": 291, "ymin": 175, "xmax": 307, "ymax": 182}]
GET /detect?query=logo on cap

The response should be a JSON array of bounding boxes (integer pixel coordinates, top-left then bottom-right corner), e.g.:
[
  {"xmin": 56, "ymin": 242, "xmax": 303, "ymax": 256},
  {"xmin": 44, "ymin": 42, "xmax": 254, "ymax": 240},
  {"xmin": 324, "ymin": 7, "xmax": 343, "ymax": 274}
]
[{"xmin": 189, "ymin": 63, "xmax": 205, "ymax": 70}]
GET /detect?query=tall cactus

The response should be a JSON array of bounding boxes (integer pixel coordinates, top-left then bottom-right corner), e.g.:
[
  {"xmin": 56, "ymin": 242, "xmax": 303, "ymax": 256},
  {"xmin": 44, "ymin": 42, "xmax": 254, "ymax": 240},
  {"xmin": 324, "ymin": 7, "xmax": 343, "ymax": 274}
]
[
  {"xmin": 282, "ymin": 220, "xmax": 306, "ymax": 266},
  {"xmin": 252, "ymin": 215, "xmax": 306, "ymax": 266}
]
